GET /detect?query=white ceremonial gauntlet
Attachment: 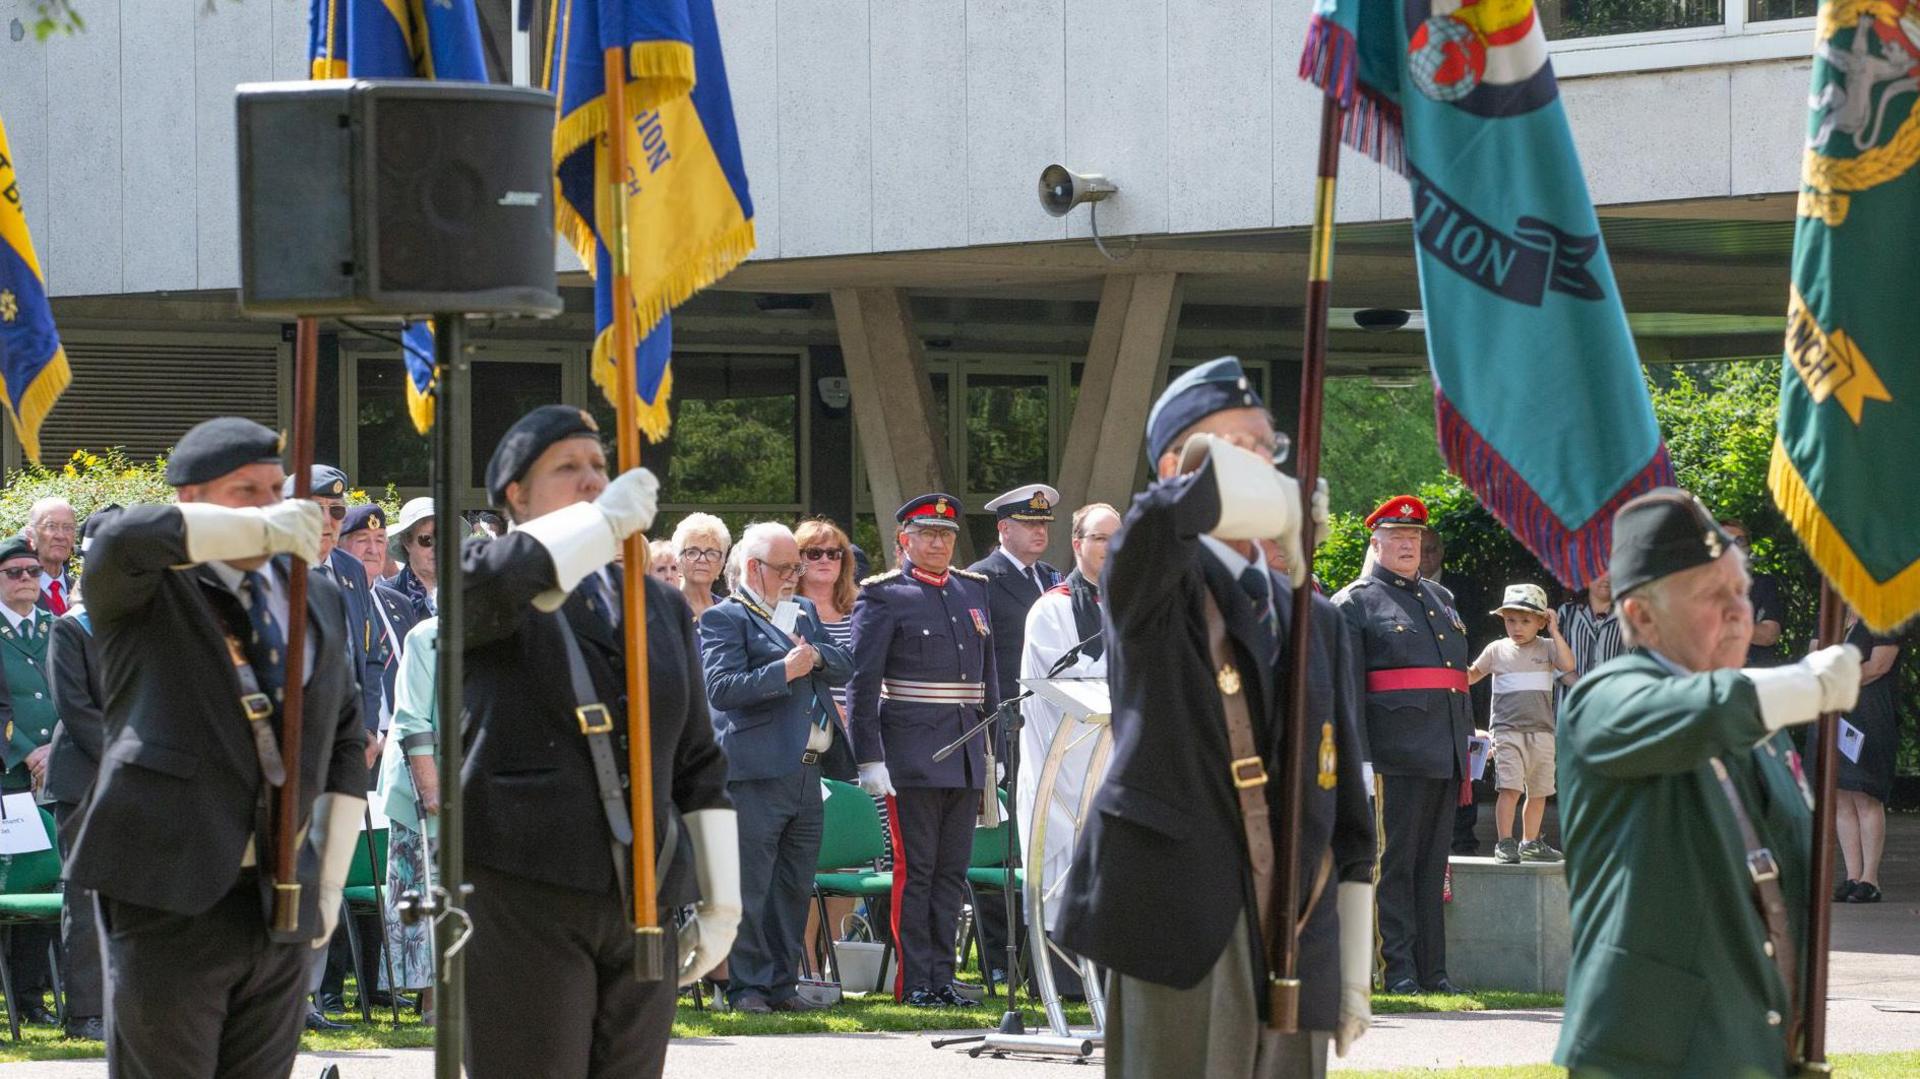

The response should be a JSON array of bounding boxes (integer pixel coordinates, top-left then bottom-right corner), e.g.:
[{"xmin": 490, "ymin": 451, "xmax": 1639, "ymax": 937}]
[
  {"xmin": 1744, "ymin": 644, "xmax": 1861, "ymax": 731},
  {"xmin": 309, "ymin": 793, "xmax": 369, "ymax": 948},
  {"xmin": 1335, "ymin": 882, "xmax": 1374, "ymax": 1057},
  {"xmin": 677, "ymin": 809, "xmax": 742, "ymax": 987},
  {"xmin": 177, "ymin": 501, "xmax": 323, "ymax": 567}
]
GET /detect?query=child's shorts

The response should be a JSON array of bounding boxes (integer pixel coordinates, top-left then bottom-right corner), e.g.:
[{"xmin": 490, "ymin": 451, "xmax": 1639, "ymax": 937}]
[{"xmin": 1493, "ymin": 729, "xmax": 1556, "ymax": 797}]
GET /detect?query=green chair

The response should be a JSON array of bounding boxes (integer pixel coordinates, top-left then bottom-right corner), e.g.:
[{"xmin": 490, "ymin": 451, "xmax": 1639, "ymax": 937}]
[
  {"xmin": 811, "ymin": 780, "xmax": 894, "ymax": 990},
  {"xmin": 963, "ymin": 794, "xmax": 1026, "ymax": 997},
  {"xmin": 340, "ymin": 820, "xmax": 403, "ymax": 1024},
  {"xmin": 0, "ymin": 808, "xmax": 66, "ymax": 1040}
]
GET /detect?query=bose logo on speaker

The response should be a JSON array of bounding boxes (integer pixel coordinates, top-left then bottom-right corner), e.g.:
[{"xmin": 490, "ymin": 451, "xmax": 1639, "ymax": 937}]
[{"xmin": 497, "ymin": 191, "xmax": 543, "ymax": 208}]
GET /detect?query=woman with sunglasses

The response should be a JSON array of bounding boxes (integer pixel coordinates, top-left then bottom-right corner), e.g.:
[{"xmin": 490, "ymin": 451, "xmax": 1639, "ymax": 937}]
[{"xmin": 672, "ymin": 513, "xmax": 732, "ymax": 622}]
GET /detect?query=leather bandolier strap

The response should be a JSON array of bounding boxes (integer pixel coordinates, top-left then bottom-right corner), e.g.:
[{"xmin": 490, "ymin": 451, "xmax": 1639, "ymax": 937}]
[{"xmin": 1709, "ymin": 755, "xmax": 1802, "ymax": 1067}]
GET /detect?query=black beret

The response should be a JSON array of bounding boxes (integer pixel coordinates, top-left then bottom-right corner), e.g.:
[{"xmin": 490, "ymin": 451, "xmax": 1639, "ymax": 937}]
[
  {"xmin": 165, "ymin": 417, "xmax": 283, "ymax": 487},
  {"xmin": 1144, "ymin": 356, "xmax": 1265, "ymax": 463},
  {"xmin": 1609, "ymin": 487, "xmax": 1738, "ymax": 598},
  {"xmin": 0, "ymin": 537, "xmax": 36, "ymax": 566},
  {"xmin": 341, "ymin": 503, "xmax": 386, "ymax": 537},
  {"xmin": 485, "ymin": 405, "xmax": 602, "ymax": 506},
  {"xmin": 282, "ymin": 464, "xmax": 349, "ymax": 500}
]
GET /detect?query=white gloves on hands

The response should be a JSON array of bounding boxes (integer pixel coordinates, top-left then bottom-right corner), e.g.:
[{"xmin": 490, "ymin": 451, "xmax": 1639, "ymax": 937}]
[
  {"xmin": 1335, "ymin": 881, "xmax": 1374, "ymax": 1057},
  {"xmin": 1310, "ymin": 477, "xmax": 1331, "ymax": 550},
  {"xmin": 858, "ymin": 761, "xmax": 896, "ymax": 798},
  {"xmin": 1745, "ymin": 643, "xmax": 1861, "ymax": 732},
  {"xmin": 309, "ymin": 793, "xmax": 369, "ymax": 949},
  {"xmin": 677, "ymin": 809, "xmax": 743, "ymax": 987},
  {"xmin": 596, "ymin": 467, "xmax": 661, "ymax": 542},
  {"xmin": 1185, "ymin": 435, "xmax": 1324, "ymax": 589},
  {"xmin": 178, "ymin": 500, "xmax": 324, "ymax": 567}
]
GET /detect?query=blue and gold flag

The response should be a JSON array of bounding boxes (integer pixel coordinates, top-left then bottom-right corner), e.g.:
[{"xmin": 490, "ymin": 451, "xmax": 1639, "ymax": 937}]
[
  {"xmin": 550, "ymin": 0, "xmax": 755, "ymax": 441},
  {"xmin": 1300, "ymin": 0, "xmax": 1673, "ymax": 587},
  {"xmin": 0, "ymin": 114, "xmax": 71, "ymax": 464},
  {"xmin": 308, "ymin": 0, "xmax": 487, "ymax": 432}
]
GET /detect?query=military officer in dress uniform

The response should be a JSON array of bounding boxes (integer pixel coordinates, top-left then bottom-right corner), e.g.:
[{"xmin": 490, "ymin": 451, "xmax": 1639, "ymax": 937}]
[
  {"xmin": 849, "ymin": 493, "xmax": 998, "ymax": 1007},
  {"xmin": 66, "ymin": 416, "xmax": 367, "ymax": 1078},
  {"xmin": 1330, "ymin": 495, "xmax": 1472, "ymax": 994},
  {"xmin": 1056, "ymin": 357, "xmax": 1374, "ymax": 1078},
  {"xmin": 283, "ymin": 467, "xmax": 381, "ymax": 754},
  {"xmin": 462, "ymin": 405, "xmax": 737, "ymax": 1078},
  {"xmin": 0, "ymin": 536, "xmax": 59, "ymax": 1023},
  {"xmin": 1557, "ymin": 489, "xmax": 1860, "ymax": 1078}
]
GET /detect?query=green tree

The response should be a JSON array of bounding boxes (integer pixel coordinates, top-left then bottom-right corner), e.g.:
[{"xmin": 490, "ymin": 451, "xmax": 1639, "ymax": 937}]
[{"xmin": 1320, "ymin": 376, "xmax": 1448, "ymax": 519}]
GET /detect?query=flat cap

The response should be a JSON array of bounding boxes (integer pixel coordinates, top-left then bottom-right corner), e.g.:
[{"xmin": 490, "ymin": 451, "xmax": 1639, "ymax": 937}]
[
  {"xmin": 485, "ymin": 405, "xmax": 602, "ymax": 507},
  {"xmin": 1366, "ymin": 495, "xmax": 1431, "ymax": 531},
  {"xmin": 1609, "ymin": 487, "xmax": 1737, "ymax": 597},
  {"xmin": 164, "ymin": 417, "xmax": 283, "ymax": 487},
  {"xmin": 341, "ymin": 503, "xmax": 386, "ymax": 537},
  {"xmin": 896, "ymin": 493, "xmax": 963, "ymax": 531},
  {"xmin": 282, "ymin": 464, "xmax": 348, "ymax": 500},
  {"xmin": 1144, "ymin": 356, "xmax": 1264, "ymax": 463},
  {"xmin": 983, "ymin": 484, "xmax": 1059, "ymax": 522},
  {"xmin": 0, "ymin": 537, "xmax": 36, "ymax": 566}
]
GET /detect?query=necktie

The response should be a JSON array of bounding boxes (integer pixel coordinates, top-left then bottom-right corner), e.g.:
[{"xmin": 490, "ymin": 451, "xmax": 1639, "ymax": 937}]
[
  {"xmin": 17, "ymin": 618, "xmax": 30, "ymax": 641},
  {"xmin": 579, "ymin": 572, "xmax": 618, "ymax": 630},
  {"xmin": 1031, "ymin": 566, "xmax": 1046, "ymax": 593},
  {"xmin": 241, "ymin": 571, "xmax": 288, "ymax": 704},
  {"xmin": 1239, "ymin": 565, "xmax": 1277, "ymax": 641},
  {"xmin": 46, "ymin": 580, "xmax": 65, "ymax": 615}
]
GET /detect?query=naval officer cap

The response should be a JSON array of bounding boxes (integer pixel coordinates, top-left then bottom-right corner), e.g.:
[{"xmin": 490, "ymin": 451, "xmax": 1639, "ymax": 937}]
[
  {"xmin": 164, "ymin": 417, "xmax": 285, "ymax": 488},
  {"xmin": 0, "ymin": 537, "xmax": 35, "ymax": 567},
  {"xmin": 1608, "ymin": 486, "xmax": 1739, "ymax": 598},
  {"xmin": 341, "ymin": 503, "xmax": 386, "ymax": 537},
  {"xmin": 1144, "ymin": 356, "xmax": 1265, "ymax": 463},
  {"xmin": 485, "ymin": 405, "xmax": 602, "ymax": 507},
  {"xmin": 896, "ymin": 493, "xmax": 964, "ymax": 531},
  {"xmin": 282, "ymin": 464, "xmax": 349, "ymax": 500},
  {"xmin": 984, "ymin": 484, "xmax": 1059, "ymax": 523}
]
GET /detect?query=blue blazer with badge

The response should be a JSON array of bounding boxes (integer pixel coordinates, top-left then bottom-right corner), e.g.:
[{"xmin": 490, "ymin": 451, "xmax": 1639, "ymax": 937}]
[
  {"xmin": 327, "ymin": 547, "xmax": 383, "ymax": 735},
  {"xmin": 699, "ymin": 595, "xmax": 852, "ymax": 784}
]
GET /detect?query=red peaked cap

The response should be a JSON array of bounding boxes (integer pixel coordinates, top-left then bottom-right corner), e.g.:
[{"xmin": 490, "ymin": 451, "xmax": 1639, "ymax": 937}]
[{"xmin": 1365, "ymin": 495, "xmax": 1430, "ymax": 531}]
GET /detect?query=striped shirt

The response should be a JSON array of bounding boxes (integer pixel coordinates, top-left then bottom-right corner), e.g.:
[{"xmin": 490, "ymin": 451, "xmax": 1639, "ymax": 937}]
[
  {"xmin": 821, "ymin": 615, "xmax": 854, "ymax": 713},
  {"xmin": 1556, "ymin": 599, "xmax": 1624, "ymax": 684}
]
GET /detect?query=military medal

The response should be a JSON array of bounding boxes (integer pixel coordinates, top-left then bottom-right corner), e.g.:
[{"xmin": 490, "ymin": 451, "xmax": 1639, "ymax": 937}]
[
  {"xmin": 1317, "ymin": 722, "xmax": 1337, "ymax": 789},
  {"xmin": 970, "ymin": 608, "xmax": 989, "ymax": 636}
]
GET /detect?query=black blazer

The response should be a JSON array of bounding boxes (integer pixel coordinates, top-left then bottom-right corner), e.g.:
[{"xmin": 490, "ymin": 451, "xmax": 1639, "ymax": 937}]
[
  {"xmin": 44, "ymin": 610, "xmax": 104, "ymax": 812},
  {"xmin": 1054, "ymin": 460, "xmax": 1374, "ymax": 1029},
  {"xmin": 1329, "ymin": 564, "xmax": 1473, "ymax": 779},
  {"xmin": 966, "ymin": 549, "xmax": 1060, "ymax": 715},
  {"xmin": 65, "ymin": 505, "xmax": 367, "ymax": 936},
  {"xmin": 462, "ymin": 533, "xmax": 730, "ymax": 905}
]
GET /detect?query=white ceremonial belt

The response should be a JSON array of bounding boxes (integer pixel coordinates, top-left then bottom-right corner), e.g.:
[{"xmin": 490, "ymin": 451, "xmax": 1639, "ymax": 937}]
[{"xmin": 882, "ymin": 678, "xmax": 985, "ymax": 704}]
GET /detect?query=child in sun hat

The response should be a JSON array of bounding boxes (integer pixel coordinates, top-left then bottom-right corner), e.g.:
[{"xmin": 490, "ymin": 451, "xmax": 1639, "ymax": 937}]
[{"xmin": 1468, "ymin": 583, "xmax": 1576, "ymax": 864}]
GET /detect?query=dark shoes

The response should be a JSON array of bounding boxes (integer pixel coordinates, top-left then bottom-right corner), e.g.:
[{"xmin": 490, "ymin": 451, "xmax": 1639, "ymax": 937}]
[
  {"xmin": 16, "ymin": 1001, "xmax": 58, "ymax": 1026},
  {"xmin": 903, "ymin": 987, "xmax": 944, "ymax": 1009},
  {"xmin": 314, "ymin": 992, "xmax": 347, "ymax": 1015},
  {"xmin": 1495, "ymin": 838, "xmax": 1521, "ymax": 865},
  {"xmin": 304, "ymin": 1009, "xmax": 348, "ymax": 1032},
  {"xmin": 1422, "ymin": 978, "xmax": 1463, "ymax": 994},
  {"xmin": 1848, "ymin": 881, "xmax": 1884, "ymax": 904},
  {"xmin": 63, "ymin": 1016, "xmax": 105, "ymax": 1041},
  {"xmin": 935, "ymin": 984, "xmax": 974, "ymax": 1007},
  {"xmin": 771, "ymin": 995, "xmax": 829, "ymax": 1013},
  {"xmin": 730, "ymin": 993, "xmax": 774, "ymax": 1014},
  {"xmin": 1383, "ymin": 978, "xmax": 1421, "ymax": 995},
  {"xmin": 1519, "ymin": 839, "xmax": 1563, "ymax": 863},
  {"xmin": 1835, "ymin": 878, "xmax": 1860, "ymax": 902}
]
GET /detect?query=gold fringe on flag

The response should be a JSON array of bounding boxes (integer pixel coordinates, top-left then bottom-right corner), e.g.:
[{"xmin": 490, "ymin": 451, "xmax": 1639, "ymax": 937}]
[
  {"xmin": 405, "ymin": 374, "xmax": 435, "ymax": 436},
  {"xmin": 1770, "ymin": 438, "xmax": 1920, "ymax": 632},
  {"xmin": 0, "ymin": 347, "xmax": 72, "ymax": 466}
]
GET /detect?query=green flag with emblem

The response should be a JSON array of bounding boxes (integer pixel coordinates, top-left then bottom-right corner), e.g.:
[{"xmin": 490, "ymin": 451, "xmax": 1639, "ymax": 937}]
[{"xmin": 1772, "ymin": 0, "xmax": 1920, "ymax": 632}]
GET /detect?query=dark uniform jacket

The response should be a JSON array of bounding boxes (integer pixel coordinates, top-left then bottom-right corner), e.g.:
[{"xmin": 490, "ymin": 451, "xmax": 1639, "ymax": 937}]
[
  {"xmin": 45, "ymin": 610, "xmax": 104, "ymax": 832},
  {"xmin": 0, "ymin": 607, "xmax": 55, "ymax": 789},
  {"xmin": 847, "ymin": 560, "xmax": 998, "ymax": 790},
  {"xmin": 699, "ymin": 595, "xmax": 853, "ymax": 784},
  {"xmin": 965, "ymin": 548, "xmax": 1061, "ymax": 717},
  {"xmin": 368, "ymin": 581, "xmax": 421, "ymax": 726},
  {"xmin": 1556, "ymin": 650, "xmax": 1809, "ymax": 1078},
  {"xmin": 462, "ymin": 533, "xmax": 730, "ymax": 907},
  {"xmin": 1331, "ymin": 563, "xmax": 1472, "ymax": 778},
  {"xmin": 1053, "ymin": 459, "xmax": 1374, "ymax": 1029},
  {"xmin": 325, "ymin": 547, "xmax": 383, "ymax": 736},
  {"xmin": 66, "ymin": 505, "xmax": 367, "ymax": 935}
]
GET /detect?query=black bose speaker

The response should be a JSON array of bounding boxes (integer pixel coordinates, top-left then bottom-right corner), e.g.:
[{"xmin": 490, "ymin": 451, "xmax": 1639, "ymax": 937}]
[{"xmin": 236, "ymin": 79, "xmax": 562, "ymax": 318}]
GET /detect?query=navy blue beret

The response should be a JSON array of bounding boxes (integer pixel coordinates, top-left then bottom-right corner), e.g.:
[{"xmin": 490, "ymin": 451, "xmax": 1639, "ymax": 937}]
[
  {"xmin": 341, "ymin": 503, "xmax": 386, "ymax": 537},
  {"xmin": 1144, "ymin": 356, "xmax": 1264, "ymax": 463},
  {"xmin": 164, "ymin": 417, "xmax": 283, "ymax": 487},
  {"xmin": 282, "ymin": 464, "xmax": 349, "ymax": 500},
  {"xmin": 486, "ymin": 405, "xmax": 603, "ymax": 507}
]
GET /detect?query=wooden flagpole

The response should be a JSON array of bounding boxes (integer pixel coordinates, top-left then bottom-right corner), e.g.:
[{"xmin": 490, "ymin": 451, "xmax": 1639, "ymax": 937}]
[
  {"xmin": 601, "ymin": 46, "xmax": 665, "ymax": 979},
  {"xmin": 272, "ymin": 317, "xmax": 320, "ymax": 933},
  {"xmin": 1801, "ymin": 581, "xmax": 1846, "ymax": 1068}
]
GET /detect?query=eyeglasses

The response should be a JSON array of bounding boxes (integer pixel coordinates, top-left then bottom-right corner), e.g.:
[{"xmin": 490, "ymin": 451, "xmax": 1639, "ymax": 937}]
[
  {"xmin": 1731, "ymin": 535, "xmax": 1752, "ymax": 549},
  {"xmin": 758, "ymin": 560, "xmax": 806, "ymax": 579},
  {"xmin": 311, "ymin": 502, "xmax": 347, "ymax": 521},
  {"xmin": 1076, "ymin": 533, "xmax": 1113, "ymax": 545},
  {"xmin": 682, "ymin": 547, "xmax": 724, "ymax": 563},
  {"xmin": 800, "ymin": 547, "xmax": 845, "ymax": 562},
  {"xmin": 37, "ymin": 523, "xmax": 75, "ymax": 536},
  {"xmin": 411, "ymin": 533, "xmax": 435, "ymax": 549},
  {"xmin": 1177, "ymin": 430, "xmax": 1291, "ymax": 466},
  {"xmin": 904, "ymin": 527, "xmax": 954, "ymax": 542},
  {"xmin": 0, "ymin": 568, "xmax": 36, "ymax": 581}
]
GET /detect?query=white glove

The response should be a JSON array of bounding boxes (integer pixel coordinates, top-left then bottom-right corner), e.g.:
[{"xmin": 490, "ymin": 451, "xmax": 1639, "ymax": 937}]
[
  {"xmin": 177, "ymin": 500, "xmax": 323, "ymax": 567},
  {"xmin": 1745, "ymin": 644, "xmax": 1861, "ymax": 732},
  {"xmin": 597, "ymin": 467, "xmax": 660, "ymax": 542},
  {"xmin": 1335, "ymin": 881, "xmax": 1374, "ymax": 1056},
  {"xmin": 518, "ymin": 468, "xmax": 660, "ymax": 611},
  {"xmin": 677, "ymin": 809, "xmax": 742, "ymax": 987},
  {"xmin": 308, "ymin": 792, "xmax": 369, "ymax": 949},
  {"xmin": 1310, "ymin": 477, "xmax": 1331, "ymax": 550},
  {"xmin": 858, "ymin": 761, "xmax": 896, "ymax": 798}
]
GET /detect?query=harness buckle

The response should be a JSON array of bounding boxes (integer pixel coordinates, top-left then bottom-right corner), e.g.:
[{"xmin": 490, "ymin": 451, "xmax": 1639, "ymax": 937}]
[
  {"xmin": 576, "ymin": 703, "xmax": 614, "ymax": 735},
  {"xmin": 1230, "ymin": 756, "xmax": 1269, "ymax": 790}
]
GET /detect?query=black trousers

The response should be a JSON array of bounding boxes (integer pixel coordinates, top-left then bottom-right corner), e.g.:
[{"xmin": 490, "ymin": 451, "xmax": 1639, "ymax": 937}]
[
  {"xmin": 318, "ymin": 909, "xmax": 384, "ymax": 1004},
  {"xmin": 726, "ymin": 766, "xmax": 822, "ymax": 1005},
  {"xmin": 54, "ymin": 801, "xmax": 102, "ymax": 1021},
  {"xmin": 465, "ymin": 862, "xmax": 679, "ymax": 1079},
  {"xmin": 1376, "ymin": 773, "xmax": 1453, "ymax": 988},
  {"xmin": 99, "ymin": 876, "xmax": 310, "ymax": 1079},
  {"xmin": 887, "ymin": 787, "xmax": 975, "ymax": 997}
]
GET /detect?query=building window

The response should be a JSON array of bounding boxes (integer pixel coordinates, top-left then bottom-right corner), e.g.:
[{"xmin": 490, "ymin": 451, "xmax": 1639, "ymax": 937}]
[
  {"xmin": 356, "ymin": 357, "xmax": 432, "ymax": 490},
  {"xmin": 470, "ymin": 359, "xmax": 565, "ymax": 481},
  {"xmin": 1541, "ymin": 0, "xmax": 1722, "ymax": 40},
  {"xmin": 1746, "ymin": 0, "xmax": 1812, "ymax": 19}
]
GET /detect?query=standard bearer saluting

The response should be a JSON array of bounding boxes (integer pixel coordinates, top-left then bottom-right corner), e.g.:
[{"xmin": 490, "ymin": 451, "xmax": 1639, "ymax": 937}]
[
  {"xmin": 849, "ymin": 493, "xmax": 998, "ymax": 1007},
  {"xmin": 66, "ymin": 417, "xmax": 367, "ymax": 1079},
  {"xmin": 1557, "ymin": 489, "xmax": 1861, "ymax": 1078}
]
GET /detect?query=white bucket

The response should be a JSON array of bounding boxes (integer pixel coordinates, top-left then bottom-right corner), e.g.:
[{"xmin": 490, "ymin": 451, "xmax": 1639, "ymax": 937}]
[{"xmin": 831, "ymin": 940, "xmax": 898, "ymax": 994}]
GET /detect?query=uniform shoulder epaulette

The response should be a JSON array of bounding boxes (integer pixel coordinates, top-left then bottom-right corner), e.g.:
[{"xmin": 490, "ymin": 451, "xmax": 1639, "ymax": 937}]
[
  {"xmin": 951, "ymin": 568, "xmax": 988, "ymax": 581},
  {"xmin": 859, "ymin": 569, "xmax": 902, "ymax": 586}
]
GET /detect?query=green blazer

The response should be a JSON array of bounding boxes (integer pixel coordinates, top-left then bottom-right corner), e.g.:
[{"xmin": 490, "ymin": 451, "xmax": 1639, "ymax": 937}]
[
  {"xmin": 1555, "ymin": 649, "xmax": 1810, "ymax": 1078},
  {"xmin": 0, "ymin": 608, "xmax": 56, "ymax": 786}
]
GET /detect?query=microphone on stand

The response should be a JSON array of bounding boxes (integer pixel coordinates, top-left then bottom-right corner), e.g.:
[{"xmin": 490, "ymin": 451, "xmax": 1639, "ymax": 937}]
[{"xmin": 932, "ymin": 630, "xmax": 1102, "ymax": 763}]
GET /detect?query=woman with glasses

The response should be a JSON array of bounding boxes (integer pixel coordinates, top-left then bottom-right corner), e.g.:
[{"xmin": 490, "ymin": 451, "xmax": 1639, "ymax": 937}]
[
  {"xmin": 672, "ymin": 513, "xmax": 732, "ymax": 622},
  {"xmin": 389, "ymin": 498, "xmax": 438, "ymax": 617}
]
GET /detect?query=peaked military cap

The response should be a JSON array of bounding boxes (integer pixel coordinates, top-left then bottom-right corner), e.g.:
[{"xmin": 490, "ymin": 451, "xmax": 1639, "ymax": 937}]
[
  {"xmin": 984, "ymin": 483, "xmax": 1059, "ymax": 522},
  {"xmin": 1144, "ymin": 356, "xmax": 1265, "ymax": 463},
  {"xmin": 282, "ymin": 464, "xmax": 349, "ymax": 500},
  {"xmin": 0, "ymin": 537, "xmax": 34, "ymax": 566},
  {"xmin": 1609, "ymin": 486, "xmax": 1737, "ymax": 597},
  {"xmin": 896, "ymin": 493, "xmax": 963, "ymax": 531},
  {"xmin": 486, "ymin": 405, "xmax": 602, "ymax": 507},
  {"xmin": 1366, "ymin": 495, "xmax": 1430, "ymax": 531},
  {"xmin": 341, "ymin": 503, "xmax": 386, "ymax": 537},
  {"xmin": 164, "ymin": 417, "xmax": 284, "ymax": 487}
]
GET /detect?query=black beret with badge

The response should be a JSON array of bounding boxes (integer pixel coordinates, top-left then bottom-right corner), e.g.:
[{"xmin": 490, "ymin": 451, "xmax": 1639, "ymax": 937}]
[
  {"xmin": 1144, "ymin": 355, "xmax": 1265, "ymax": 463},
  {"xmin": 1608, "ymin": 486, "xmax": 1738, "ymax": 597},
  {"xmin": 341, "ymin": 503, "xmax": 386, "ymax": 537},
  {"xmin": 164, "ymin": 417, "xmax": 284, "ymax": 487},
  {"xmin": 485, "ymin": 404, "xmax": 603, "ymax": 506}
]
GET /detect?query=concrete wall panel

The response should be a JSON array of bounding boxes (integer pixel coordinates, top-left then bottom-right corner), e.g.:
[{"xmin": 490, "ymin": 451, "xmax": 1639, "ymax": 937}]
[
  {"xmin": 1561, "ymin": 68, "xmax": 1731, "ymax": 206},
  {"xmin": 871, "ymin": 0, "xmax": 968, "ymax": 252},
  {"xmin": 966, "ymin": 0, "xmax": 1067, "ymax": 245},
  {"xmin": 1167, "ymin": 0, "xmax": 1272, "ymax": 235},
  {"xmin": 270, "ymin": 0, "xmax": 309, "ymax": 82},
  {"xmin": 1272, "ymin": 0, "xmax": 1379, "ymax": 227},
  {"xmin": 0, "ymin": 3, "xmax": 52, "ymax": 255},
  {"xmin": 122, "ymin": 1, "xmax": 198, "ymax": 293},
  {"xmin": 775, "ymin": 0, "xmax": 871, "ymax": 257},
  {"xmin": 1064, "ymin": 0, "xmax": 1168, "ymax": 239},
  {"xmin": 196, "ymin": 0, "xmax": 276, "ymax": 290},
  {"xmin": 1731, "ymin": 61, "xmax": 1810, "ymax": 198},
  {"xmin": 717, "ymin": 0, "xmax": 780, "ymax": 260},
  {"xmin": 43, "ymin": 1, "xmax": 122, "ymax": 296}
]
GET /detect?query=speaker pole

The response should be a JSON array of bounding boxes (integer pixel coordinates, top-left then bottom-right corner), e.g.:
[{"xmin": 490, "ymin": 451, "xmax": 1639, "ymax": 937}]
[{"xmin": 431, "ymin": 312, "xmax": 470, "ymax": 1079}]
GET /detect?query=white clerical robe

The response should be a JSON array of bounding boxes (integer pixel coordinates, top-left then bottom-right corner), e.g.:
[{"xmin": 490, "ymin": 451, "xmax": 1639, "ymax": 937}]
[{"xmin": 1016, "ymin": 586, "xmax": 1107, "ymax": 932}]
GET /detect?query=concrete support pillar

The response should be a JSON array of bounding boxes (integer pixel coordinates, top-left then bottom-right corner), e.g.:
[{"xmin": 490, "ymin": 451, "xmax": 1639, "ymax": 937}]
[
  {"xmin": 1052, "ymin": 272, "xmax": 1184, "ymax": 564},
  {"xmin": 832, "ymin": 287, "xmax": 961, "ymax": 567}
]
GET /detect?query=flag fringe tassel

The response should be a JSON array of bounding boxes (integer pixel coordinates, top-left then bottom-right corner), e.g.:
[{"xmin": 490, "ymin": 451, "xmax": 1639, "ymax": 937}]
[
  {"xmin": 1769, "ymin": 439, "xmax": 1920, "ymax": 633},
  {"xmin": 591, "ymin": 328, "xmax": 674, "ymax": 442},
  {"xmin": 1, "ymin": 347, "xmax": 72, "ymax": 466},
  {"xmin": 1436, "ymin": 392, "xmax": 1675, "ymax": 589},
  {"xmin": 1297, "ymin": 15, "xmax": 1405, "ymax": 175},
  {"xmin": 405, "ymin": 375, "xmax": 436, "ymax": 436}
]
